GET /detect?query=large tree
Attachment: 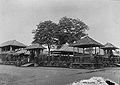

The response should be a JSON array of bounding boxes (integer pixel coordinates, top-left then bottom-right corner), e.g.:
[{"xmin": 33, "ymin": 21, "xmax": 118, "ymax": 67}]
[
  {"xmin": 32, "ymin": 17, "xmax": 88, "ymax": 54},
  {"xmin": 56, "ymin": 16, "xmax": 88, "ymax": 48},
  {"xmin": 32, "ymin": 20, "xmax": 58, "ymax": 55}
]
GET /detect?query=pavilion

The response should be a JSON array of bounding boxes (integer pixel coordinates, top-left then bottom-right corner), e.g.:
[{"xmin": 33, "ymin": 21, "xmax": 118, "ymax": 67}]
[
  {"xmin": 101, "ymin": 43, "xmax": 119, "ymax": 65},
  {"xmin": 25, "ymin": 43, "xmax": 46, "ymax": 66},
  {"xmin": 70, "ymin": 36, "xmax": 104, "ymax": 68},
  {"xmin": 25, "ymin": 43, "xmax": 46, "ymax": 58},
  {"xmin": 102, "ymin": 42, "xmax": 118, "ymax": 55},
  {"xmin": 51, "ymin": 44, "xmax": 82, "ymax": 55},
  {"xmin": 0, "ymin": 40, "xmax": 26, "ymax": 53},
  {"xmin": 50, "ymin": 44, "xmax": 83, "ymax": 67}
]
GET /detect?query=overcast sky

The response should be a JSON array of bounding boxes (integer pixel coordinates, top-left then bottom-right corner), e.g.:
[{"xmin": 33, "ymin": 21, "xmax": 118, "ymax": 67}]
[{"xmin": 0, "ymin": 0, "xmax": 120, "ymax": 47}]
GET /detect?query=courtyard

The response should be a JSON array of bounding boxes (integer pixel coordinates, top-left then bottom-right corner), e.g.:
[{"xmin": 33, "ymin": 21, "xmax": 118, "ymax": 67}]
[{"xmin": 0, "ymin": 65, "xmax": 119, "ymax": 85}]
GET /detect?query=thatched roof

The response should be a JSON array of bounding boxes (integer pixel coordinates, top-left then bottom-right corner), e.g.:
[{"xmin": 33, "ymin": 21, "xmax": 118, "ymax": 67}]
[
  {"xmin": 25, "ymin": 44, "xmax": 46, "ymax": 50},
  {"xmin": 57, "ymin": 44, "xmax": 79, "ymax": 52},
  {"xmin": 0, "ymin": 40, "xmax": 26, "ymax": 48},
  {"xmin": 51, "ymin": 44, "xmax": 83, "ymax": 54},
  {"xmin": 71, "ymin": 36, "xmax": 103, "ymax": 48},
  {"xmin": 102, "ymin": 43, "xmax": 118, "ymax": 50}
]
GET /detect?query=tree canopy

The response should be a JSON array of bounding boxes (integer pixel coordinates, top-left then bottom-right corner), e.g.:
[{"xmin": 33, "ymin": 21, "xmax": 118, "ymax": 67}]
[
  {"xmin": 32, "ymin": 20, "xmax": 58, "ymax": 54},
  {"xmin": 56, "ymin": 16, "xmax": 88, "ymax": 48},
  {"xmin": 32, "ymin": 17, "xmax": 88, "ymax": 53}
]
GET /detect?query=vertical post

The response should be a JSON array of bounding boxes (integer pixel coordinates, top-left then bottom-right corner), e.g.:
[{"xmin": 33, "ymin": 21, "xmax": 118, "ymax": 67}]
[
  {"xmin": 83, "ymin": 48, "xmax": 85, "ymax": 55},
  {"xmin": 10, "ymin": 46, "xmax": 12, "ymax": 52},
  {"xmin": 95, "ymin": 47, "xmax": 96, "ymax": 54},
  {"xmin": 73, "ymin": 47, "xmax": 75, "ymax": 63},
  {"xmin": 90, "ymin": 46, "xmax": 94, "ymax": 69},
  {"xmin": 59, "ymin": 54, "xmax": 61, "ymax": 61},
  {"xmin": 73, "ymin": 47, "xmax": 75, "ymax": 56},
  {"xmin": 103, "ymin": 49, "xmax": 106, "ymax": 57},
  {"xmin": 77, "ymin": 48, "xmax": 79, "ymax": 53},
  {"xmin": 99, "ymin": 47, "xmax": 100, "ymax": 54},
  {"xmin": 4, "ymin": 47, "xmax": 6, "ymax": 52},
  {"xmin": 34, "ymin": 50, "xmax": 37, "ymax": 67},
  {"xmin": 77, "ymin": 48, "xmax": 80, "ymax": 63}
]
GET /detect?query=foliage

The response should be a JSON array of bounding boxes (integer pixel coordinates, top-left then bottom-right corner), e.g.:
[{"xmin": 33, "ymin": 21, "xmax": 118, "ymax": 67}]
[
  {"xmin": 56, "ymin": 16, "xmax": 88, "ymax": 48},
  {"xmin": 32, "ymin": 17, "xmax": 88, "ymax": 53},
  {"xmin": 32, "ymin": 20, "xmax": 58, "ymax": 54}
]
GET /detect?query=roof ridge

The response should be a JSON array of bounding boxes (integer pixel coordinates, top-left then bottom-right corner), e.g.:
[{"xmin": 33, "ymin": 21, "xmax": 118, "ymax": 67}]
[
  {"xmin": 12, "ymin": 40, "xmax": 16, "ymax": 45},
  {"xmin": 71, "ymin": 36, "xmax": 103, "ymax": 48},
  {"xmin": 86, "ymin": 36, "xmax": 93, "ymax": 43},
  {"xmin": 85, "ymin": 36, "xmax": 98, "ymax": 44},
  {"xmin": 0, "ymin": 40, "xmax": 26, "ymax": 47}
]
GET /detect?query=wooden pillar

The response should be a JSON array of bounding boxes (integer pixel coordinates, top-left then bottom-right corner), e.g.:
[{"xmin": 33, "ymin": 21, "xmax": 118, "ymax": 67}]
[
  {"xmin": 90, "ymin": 47, "xmax": 92, "ymax": 57},
  {"xmin": 4, "ymin": 47, "xmax": 6, "ymax": 52},
  {"xmin": 103, "ymin": 49, "xmax": 106, "ymax": 56},
  {"xmin": 68, "ymin": 54, "xmax": 70, "ymax": 62},
  {"xmin": 99, "ymin": 47, "xmax": 100, "ymax": 54},
  {"xmin": 95, "ymin": 47, "xmax": 96, "ymax": 54},
  {"xmin": 59, "ymin": 54, "xmax": 61, "ymax": 61},
  {"xmin": 73, "ymin": 47, "xmax": 75, "ymax": 56},
  {"xmin": 83, "ymin": 48, "xmax": 85, "ymax": 54},
  {"xmin": 77, "ymin": 48, "xmax": 78, "ymax": 53},
  {"xmin": 5, "ymin": 46, "xmax": 7, "ymax": 52}
]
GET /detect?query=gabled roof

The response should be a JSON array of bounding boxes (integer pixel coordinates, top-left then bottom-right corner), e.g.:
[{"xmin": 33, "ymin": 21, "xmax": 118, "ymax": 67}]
[
  {"xmin": 0, "ymin": 40, "xmax": 26, "ymax": 48},
  {"xmin": 102, "ymin": 43, "xmax": 118, "ymax": 49},
  {"xmin": 25, "ymin": 43, "xmax": 46, "ymax": 50},
  {"xmin": 71, "ymin": 36, "xmax": 103, "ymax": 48}
]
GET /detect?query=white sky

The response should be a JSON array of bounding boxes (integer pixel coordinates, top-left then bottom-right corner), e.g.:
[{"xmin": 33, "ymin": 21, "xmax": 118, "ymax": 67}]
[{"xmin": 0, "ymin": 0, "xmax": 120, "ymax": 47}]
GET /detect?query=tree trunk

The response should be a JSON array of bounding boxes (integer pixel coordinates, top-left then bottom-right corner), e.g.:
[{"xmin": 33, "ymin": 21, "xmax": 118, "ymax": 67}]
[{"xmin": 48, "ymin": 45, "xmax": 50, "ymax": 57}]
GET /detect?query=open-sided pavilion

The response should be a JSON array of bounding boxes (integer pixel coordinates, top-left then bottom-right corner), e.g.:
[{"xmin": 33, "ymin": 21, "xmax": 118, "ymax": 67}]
[
  {"xmin": 70, "ymin": 36, "xmax": 104, "ymax": 68},
  {"xmin": 0, "ymin": 40, "xmax": 26, "ymax": 53},
  {"xmin": 25, "ymin": 43, "xmax": 46, "ymax": 60},
  {"xmin": 101, "ymin": 43, "xmax": 119, "ymax": 65},
  {"xmin": 25, "ymin": 44, "xmax": 46, "ymax": 66}
]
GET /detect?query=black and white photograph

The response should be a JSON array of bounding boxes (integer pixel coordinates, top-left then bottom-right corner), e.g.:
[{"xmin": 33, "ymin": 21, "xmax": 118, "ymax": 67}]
[{"xmin": 0, "ymin": 0, "xmax": 120, "ymax": 85}]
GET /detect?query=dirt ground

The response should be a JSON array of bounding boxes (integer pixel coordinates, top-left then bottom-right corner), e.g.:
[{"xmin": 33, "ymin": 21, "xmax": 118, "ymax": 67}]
[{"xmin": 0, "ymin": 65, "xmax": 119, "ymax": 85}]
